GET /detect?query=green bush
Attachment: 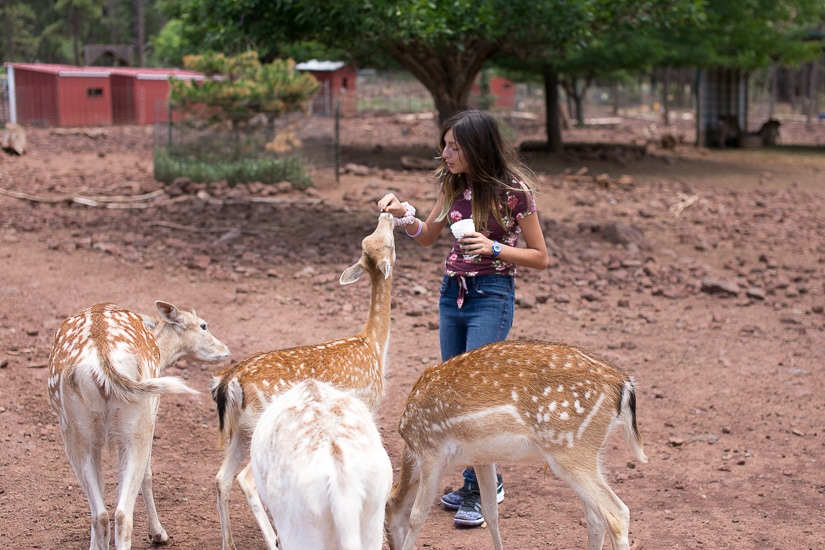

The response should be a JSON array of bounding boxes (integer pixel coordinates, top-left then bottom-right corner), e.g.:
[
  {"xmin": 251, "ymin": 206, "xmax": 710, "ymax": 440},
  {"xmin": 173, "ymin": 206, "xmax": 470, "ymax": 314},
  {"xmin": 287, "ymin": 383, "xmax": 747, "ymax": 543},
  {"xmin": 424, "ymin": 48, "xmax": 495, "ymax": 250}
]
[{"xmin": 153, "ymin": 149, "xmax": 313, "ymax": 189}]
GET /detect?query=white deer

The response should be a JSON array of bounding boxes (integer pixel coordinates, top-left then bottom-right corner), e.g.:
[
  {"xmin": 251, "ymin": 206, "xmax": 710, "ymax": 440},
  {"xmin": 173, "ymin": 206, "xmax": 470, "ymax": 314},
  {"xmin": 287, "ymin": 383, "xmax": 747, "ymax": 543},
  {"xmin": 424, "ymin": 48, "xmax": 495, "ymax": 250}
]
[
  {"xmin": 211, "ymin": 212, "xmax": 396, "ymax": 550},
  {"xmin": 47, "ymin": 301, "xmax": 230, "ymax": 550},
  {"xmin": 385, "ymin": 340, "xmax": 649, "ymax": 550},
  {"xmin": 251, "ymin": 379, "xmax": 392, "ymax": 550}
]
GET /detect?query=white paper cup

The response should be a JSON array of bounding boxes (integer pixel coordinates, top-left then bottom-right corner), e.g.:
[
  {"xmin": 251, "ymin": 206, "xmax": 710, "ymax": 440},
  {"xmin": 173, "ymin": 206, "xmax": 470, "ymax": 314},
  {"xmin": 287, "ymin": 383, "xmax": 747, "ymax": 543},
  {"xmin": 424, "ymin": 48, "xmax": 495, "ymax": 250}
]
[
  {"xmin": 450, "ymin": 218, "xmax": 476, "ymax": 239},
  {"xmin": 450, "ymin": 219, "xmax": 477, "ymax": 260}
]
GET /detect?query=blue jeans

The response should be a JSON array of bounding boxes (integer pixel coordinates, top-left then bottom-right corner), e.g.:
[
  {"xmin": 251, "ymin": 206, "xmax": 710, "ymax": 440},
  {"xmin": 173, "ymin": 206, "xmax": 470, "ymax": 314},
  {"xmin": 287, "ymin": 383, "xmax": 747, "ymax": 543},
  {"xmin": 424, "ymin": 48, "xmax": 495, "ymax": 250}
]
[
  {"xmin": 439, "ymin": 274, "xmax": 515, "ymax": 488},
  {"xmin": 438, "ymin": 274, "xmax": 515, "ymax": 362}
]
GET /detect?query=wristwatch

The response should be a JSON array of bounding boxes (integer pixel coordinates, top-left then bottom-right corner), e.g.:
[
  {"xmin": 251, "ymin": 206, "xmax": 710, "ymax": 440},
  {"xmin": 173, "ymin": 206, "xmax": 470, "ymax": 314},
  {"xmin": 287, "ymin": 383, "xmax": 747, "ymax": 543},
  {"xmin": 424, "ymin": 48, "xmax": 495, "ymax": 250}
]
[{"xmin": 491, "ymin": 241, "xmax": 502, "ymax": 257}]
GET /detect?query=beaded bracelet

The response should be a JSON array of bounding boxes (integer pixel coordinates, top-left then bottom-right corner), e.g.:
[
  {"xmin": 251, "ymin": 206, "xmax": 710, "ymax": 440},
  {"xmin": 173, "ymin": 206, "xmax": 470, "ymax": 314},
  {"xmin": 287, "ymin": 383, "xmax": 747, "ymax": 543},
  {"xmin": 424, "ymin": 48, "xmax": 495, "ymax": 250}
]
[{"xmin": 404, "ymin": 218, "xmax": 423, "ymax": 238}]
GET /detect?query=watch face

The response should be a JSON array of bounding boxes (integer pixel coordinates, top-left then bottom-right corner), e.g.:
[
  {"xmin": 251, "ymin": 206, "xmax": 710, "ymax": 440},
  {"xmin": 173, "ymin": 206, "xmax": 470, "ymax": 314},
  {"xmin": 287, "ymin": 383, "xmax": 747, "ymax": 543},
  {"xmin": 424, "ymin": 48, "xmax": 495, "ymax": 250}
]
[{"xmin": 493, "ymin": 242, "xmax": 502, "ymax": 254}]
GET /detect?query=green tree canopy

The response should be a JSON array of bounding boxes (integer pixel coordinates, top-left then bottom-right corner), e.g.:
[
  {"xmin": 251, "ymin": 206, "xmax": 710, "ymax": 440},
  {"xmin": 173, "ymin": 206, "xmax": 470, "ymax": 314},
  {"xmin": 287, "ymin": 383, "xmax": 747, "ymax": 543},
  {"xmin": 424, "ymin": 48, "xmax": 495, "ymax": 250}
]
[
  {"xmin": 0, "ymin": 1, "xmax": 38, "ymax": 61},
  {"xmin": 164, "ymin": 0, "xmax": 703, "ymax": 124},
  {"xmin": 663, "ymin": 0, "xmax": 824, "ymax": 71}
]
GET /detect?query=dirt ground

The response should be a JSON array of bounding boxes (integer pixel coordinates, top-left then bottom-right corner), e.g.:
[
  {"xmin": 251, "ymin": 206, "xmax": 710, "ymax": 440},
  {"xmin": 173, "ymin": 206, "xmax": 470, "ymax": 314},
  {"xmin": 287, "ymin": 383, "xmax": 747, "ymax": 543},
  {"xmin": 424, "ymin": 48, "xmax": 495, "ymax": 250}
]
[{"xmin": 1, "ymin": 115, "xmax": 824, "ymax": 550}]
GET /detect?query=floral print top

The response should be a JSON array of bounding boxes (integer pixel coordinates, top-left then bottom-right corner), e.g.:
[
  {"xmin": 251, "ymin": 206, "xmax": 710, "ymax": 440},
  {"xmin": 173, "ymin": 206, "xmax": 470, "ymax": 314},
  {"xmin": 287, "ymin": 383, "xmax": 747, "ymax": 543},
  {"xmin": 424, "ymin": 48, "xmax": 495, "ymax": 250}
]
[{"xmin": 444, "ymin": 181, "xmax": 537, "ymax": 278}]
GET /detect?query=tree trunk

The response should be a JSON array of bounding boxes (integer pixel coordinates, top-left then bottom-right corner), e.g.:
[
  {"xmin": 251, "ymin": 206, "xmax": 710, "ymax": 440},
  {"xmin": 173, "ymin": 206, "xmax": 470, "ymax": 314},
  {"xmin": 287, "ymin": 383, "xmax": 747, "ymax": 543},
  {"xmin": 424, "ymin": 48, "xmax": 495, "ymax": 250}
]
[
  {"xmin": 71, "ymin": 7, "xmax": 81, "ymax": 65},
  {"xmin": 611, "ymin": 81, "xmax": 619, "ymax": 116},
  {"xmin": 789, "ymin": 69, "xmax": 798, "ymax": 113},
  {"xmin": 675, "ymin": 68, "xmax": 687, "ymax": 109},
  {"xmin": 571, "ymin": 78, "xmax": 589, "ymax": 126},
  {"xmin": 805, "ymin": 61, "xmax": 817, "ymax": 125},
  {"xmin": 812, "ymin": 58, "xmax": 822, "ymax": 124},
  {"xmin": 391, "ymin": 43, "xmax": 496, "ymax": 126},
  {"xmin": 662, "ymin": 66, "xmax": 671, "ymax": 126},
  {"xmin": 136, "ymin": 0, "xmax": 145, "ymax": 66},
  {"xmin": 3, "ymin": 0, "xmax": 15, "ymax": 60},
  {"xmin": 543, "ymin": 67, "xmax": 562, "ymax": 154},
  {"xmin": 108, "ymin": 0, "xmax": 118, "ymax": 44},
  {"xmin": 574, "ymin": 91, "xmax": 584, "ymax": 126}
]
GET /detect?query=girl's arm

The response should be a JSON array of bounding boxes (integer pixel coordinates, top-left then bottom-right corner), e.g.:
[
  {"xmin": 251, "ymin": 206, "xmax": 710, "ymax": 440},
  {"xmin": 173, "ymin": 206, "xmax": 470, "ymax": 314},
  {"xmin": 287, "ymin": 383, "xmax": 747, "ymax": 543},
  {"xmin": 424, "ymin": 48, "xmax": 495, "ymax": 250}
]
[
  {"xmin": 378, "ymin": 192, "xmax": 448, "ymax": 246},
  {"xmin": 507, "ymin": 211, "xmax": 550, "ymax": 269},
  {"xmin": 459, "ymin": 211, "xmax": 549, "ymax": 270}
]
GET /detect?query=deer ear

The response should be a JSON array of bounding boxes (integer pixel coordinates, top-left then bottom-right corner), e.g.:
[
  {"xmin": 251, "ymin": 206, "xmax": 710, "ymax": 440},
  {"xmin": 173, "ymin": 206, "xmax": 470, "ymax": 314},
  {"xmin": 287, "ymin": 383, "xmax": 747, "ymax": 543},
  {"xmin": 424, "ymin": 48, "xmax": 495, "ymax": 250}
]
[
  {"xmin": 155, "ymin": 301, "xmax": 184, "ymax": 325},
  {"xmin": 378, "ymin": 260, "xmax": 392, "ymax": 280},
  {"xmin": 339, "ymin": 262, "xmax": 365, "ymax": 285}
]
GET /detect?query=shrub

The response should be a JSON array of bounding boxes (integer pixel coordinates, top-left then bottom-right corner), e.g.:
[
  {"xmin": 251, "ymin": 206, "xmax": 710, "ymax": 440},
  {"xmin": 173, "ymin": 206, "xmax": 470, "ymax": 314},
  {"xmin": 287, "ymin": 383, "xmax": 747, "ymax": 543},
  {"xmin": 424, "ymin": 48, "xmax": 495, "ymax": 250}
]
[{"xmin": 153, "ymin": 149, "xmax": 313, "ymax": 189}]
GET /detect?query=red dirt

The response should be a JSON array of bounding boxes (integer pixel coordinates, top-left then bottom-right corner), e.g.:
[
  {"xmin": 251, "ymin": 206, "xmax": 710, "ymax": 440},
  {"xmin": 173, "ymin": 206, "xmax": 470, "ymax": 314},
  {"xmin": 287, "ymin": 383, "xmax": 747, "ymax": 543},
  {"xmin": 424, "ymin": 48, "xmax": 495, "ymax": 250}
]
[{"xmin": 1, "ymin": 117, "xmax": 823, "ymax": 549}]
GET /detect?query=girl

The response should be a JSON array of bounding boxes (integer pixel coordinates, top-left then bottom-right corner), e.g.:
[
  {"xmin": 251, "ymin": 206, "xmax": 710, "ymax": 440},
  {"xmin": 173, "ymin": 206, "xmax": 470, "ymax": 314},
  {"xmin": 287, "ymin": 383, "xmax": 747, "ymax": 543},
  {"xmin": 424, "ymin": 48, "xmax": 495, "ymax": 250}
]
[{"xmin": 378, "ymin": 109, "xmax": 549, "ymax": 527}]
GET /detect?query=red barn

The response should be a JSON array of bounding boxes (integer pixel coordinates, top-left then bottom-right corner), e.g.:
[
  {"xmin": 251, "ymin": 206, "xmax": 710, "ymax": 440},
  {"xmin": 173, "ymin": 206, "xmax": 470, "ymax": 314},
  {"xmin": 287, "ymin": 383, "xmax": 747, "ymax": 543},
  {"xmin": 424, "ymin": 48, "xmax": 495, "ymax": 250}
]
[
  {"xmin": 4, "ymin": 63, "xmax": 201, "ymax": 127},
  {"xmin": 295, "ymin": 60, "xmax": 357, "ymax": 116},
  {"xmin": 6, "ymin": 63, "xmax": 112, "ymax": 127},
  {"xmin": 470, "ymin": 76, "xmax": 516, "ymax": 110},
  {"xmin": 110, "ymin": 67, "xmax": 202, "ymax": 125}
]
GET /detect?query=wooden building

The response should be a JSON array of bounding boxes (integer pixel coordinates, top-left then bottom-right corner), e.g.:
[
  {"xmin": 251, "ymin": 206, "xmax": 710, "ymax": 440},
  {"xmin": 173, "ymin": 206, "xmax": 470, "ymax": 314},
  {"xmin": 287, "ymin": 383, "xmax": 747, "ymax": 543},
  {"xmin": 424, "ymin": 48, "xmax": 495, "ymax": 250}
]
[
  {"xmin": 295, "ymin": 60, "xmax": 357, "ymax": 116},
  {"xmin": 5, "ymin": 63, "xmax": 113, "ymax": 127},
  {"xmin": 4, "ymin": 63, "xmax": 201, "ymax": 127}
]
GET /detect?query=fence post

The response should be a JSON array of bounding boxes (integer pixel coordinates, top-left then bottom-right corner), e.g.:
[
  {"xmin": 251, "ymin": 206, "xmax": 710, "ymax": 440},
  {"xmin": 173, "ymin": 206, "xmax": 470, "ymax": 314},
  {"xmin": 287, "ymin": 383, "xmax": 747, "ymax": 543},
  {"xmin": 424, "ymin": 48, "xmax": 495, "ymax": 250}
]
[
  {"xmin": 334, "ymin": 96, "xmax": 340, "ymax": 185},
  {"xmin": 167, "ymin": 102, "xmax": 172, "ymax": 148}
]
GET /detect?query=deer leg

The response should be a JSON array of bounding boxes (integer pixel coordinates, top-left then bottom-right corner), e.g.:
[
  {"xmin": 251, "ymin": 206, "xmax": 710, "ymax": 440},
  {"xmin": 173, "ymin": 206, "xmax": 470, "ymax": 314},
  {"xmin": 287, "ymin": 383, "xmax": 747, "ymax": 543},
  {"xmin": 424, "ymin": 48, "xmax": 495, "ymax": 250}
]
[
  {"xmin": 549, "ymin": 454, "xmax": 630, "ymax": 550},
  {"xmin": 401, "ymin": 459, "xmax": 446, "ymax": 550},
  {"xmin": 62, "ymin": 408, "xmax": 109, "ymax": 550},
  {"xmin": 114, "ymin": 414, "xmax": 156, "ymax": 549},
  {"xmin": 474, "ymin": 463, "xmax": 504, "ymax": 550},
  {"xmin": 237, "ymin": 462, "xmax": 279, "ymax": 550},
  {"xmin": 583, "ymin": 478, "xmax": 630, "ymax": 550},
  {"xmin": 385, "ymin": 450, "xmax": 421, "ymax": 550},
  {"xmin": 215, "ymin": 439, "xmax": 246, "ymax": 550},
  {"xmin": 137, "ymin": 396, "xmax": 168, "ymax": 544},
  {"xmin": 74, "ymin": 448, "xmax": 110, "ymax": 550},
  {"xmin": 140, "ymin": 445, "xmax": 169, "ymax": 544}
]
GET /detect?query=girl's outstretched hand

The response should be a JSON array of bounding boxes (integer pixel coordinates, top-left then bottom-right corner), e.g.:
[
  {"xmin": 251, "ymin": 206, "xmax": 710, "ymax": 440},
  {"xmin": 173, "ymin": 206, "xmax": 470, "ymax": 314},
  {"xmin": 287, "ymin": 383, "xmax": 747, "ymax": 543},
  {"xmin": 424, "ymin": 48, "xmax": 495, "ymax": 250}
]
[{"xmin": 377, "ymin": 193, "xmax": 407, "ymax": 218}]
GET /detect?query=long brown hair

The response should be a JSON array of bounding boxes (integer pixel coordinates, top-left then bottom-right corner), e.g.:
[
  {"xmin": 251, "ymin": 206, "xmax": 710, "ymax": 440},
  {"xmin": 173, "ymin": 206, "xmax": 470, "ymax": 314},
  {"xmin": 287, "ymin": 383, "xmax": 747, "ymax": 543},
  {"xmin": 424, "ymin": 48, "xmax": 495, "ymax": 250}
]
[{"xmin": 435, "ymin": 110, "xmax": 536, "ymax": 232}]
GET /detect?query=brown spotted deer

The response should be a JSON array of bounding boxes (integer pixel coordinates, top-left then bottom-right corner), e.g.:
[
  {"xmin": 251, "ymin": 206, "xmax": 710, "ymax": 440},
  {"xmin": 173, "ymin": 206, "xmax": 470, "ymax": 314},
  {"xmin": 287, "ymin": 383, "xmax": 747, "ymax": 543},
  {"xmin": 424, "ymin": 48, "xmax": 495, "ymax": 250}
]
[
  {"xmin": 385, "ymin": 340, "xmax": 648, "ymax": 550},
  {"xmin": 47, "ymin": 301, "xmax": 230, "ymax": 550},
  {"xmin": 250, "ymin": 379, "xmax": 393, "ymax": 550},
  {"xmin": 211, "ymin": 212, "xmax": 396, "ymax": 550}
]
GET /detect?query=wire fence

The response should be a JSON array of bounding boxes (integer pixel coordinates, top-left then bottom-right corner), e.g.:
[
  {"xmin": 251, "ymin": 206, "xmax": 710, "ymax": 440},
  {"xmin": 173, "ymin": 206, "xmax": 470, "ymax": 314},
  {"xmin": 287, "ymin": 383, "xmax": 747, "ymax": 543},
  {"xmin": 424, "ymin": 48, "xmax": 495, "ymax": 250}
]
[
  {"xmin": 151, "ymin": 66, "xmax": 823, "ymax": 187},
  {"xmin": 4, "ymin": 65, "xmax": 823, "ymax": 186}
]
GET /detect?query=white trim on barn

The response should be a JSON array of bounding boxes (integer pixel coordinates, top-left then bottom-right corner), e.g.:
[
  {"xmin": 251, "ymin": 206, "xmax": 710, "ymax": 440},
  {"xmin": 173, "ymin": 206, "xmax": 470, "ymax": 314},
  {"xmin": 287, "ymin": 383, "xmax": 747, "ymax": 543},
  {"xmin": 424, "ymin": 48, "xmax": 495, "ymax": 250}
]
[
  {"xmin": 7, "ymin": 66, "xmax": 17, "ymax": 124},
  {"xmin": 295, "ymin": 60, "xmax": 346, "ymax": 72}
]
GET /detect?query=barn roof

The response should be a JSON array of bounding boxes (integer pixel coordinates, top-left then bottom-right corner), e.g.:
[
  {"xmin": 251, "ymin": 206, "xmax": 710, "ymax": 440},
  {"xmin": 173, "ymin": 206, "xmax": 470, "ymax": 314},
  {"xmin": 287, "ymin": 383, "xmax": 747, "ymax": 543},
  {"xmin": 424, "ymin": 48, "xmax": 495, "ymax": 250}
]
[
  {"xmin": 4, "ymin": 62, "xmax": 201, "ymax": 80},
  {"xmin": 295, "ymin": 60, "xmax": 347, "ymax": 72}
]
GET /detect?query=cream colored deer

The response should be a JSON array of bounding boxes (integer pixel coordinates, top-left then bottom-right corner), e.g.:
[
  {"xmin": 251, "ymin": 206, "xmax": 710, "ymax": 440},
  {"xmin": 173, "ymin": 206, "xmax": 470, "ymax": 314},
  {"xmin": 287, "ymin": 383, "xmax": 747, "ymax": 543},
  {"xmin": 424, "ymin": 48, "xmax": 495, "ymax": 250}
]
[
  {"xmin": 385, "ymin": 340, "xmax": 648, "ymax": 550},
  {"xmin": 211, "ymin": 212, "xmax": 396, "ymax": 550},
  {"xmin": 47, "ymin": 301, "xmax": 230, "ymax": 550},
  {"xmin": 251, "ymin": 379, "xmax": 393, "ymax": 550}
]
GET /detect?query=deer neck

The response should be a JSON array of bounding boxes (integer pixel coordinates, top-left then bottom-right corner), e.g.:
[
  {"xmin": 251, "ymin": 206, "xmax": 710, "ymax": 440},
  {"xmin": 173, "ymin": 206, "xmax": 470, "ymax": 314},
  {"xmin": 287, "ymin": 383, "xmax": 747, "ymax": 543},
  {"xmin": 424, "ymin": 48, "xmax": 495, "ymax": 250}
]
[
  {"xmin": 151, "ymin": 323, "xmax": 184, "ymax": 371},
  {"xmin": 361, "ymin": 270, "xmax": 392, "ymax": 353}
]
